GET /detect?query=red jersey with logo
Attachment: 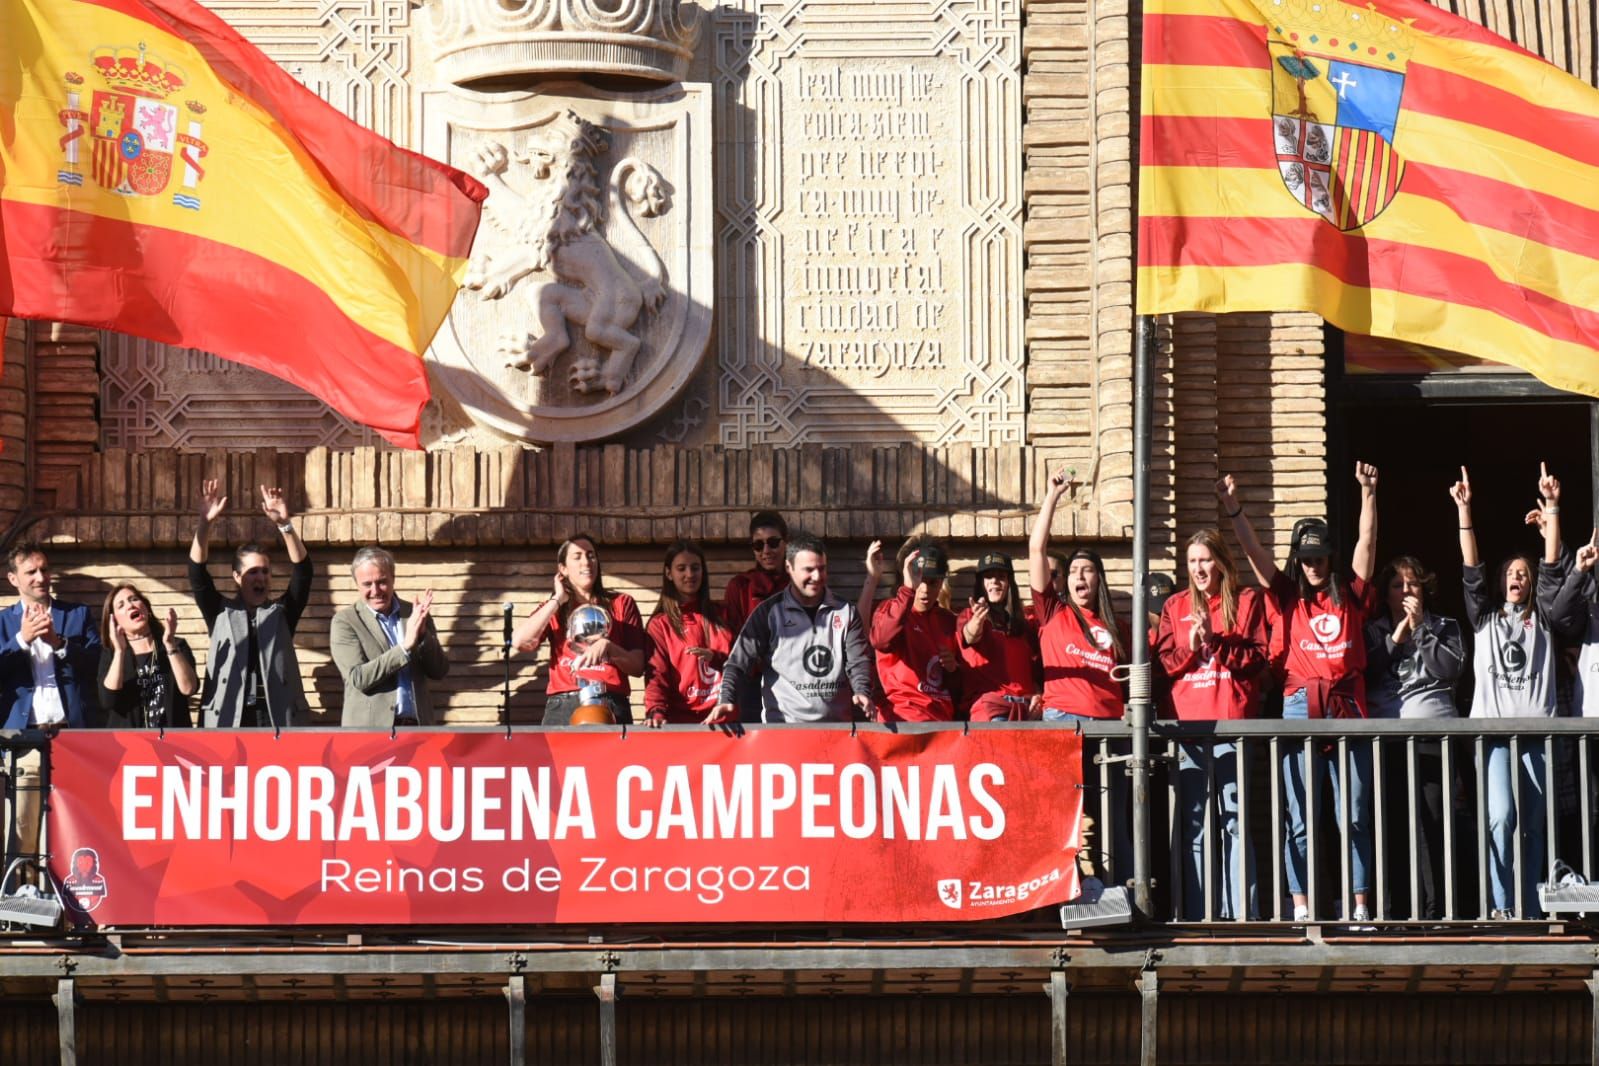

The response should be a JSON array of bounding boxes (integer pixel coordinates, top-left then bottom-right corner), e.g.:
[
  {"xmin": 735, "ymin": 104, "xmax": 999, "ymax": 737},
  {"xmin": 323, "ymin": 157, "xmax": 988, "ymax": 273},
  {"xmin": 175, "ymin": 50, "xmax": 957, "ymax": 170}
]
[
  {"xmin": 645, "ymin": 606, "xmax": 733, "ymax": 723},
  {"xmin": 543, "ymin": 592, "xmax": 648, "ymax": 697},
  {"xmin": 723, "ymin": 568, "xmax": 786, "ymax": 635},
  {"xmin": 1033, "ymin": 583, "xmax": 1124, "ymax": 719},
  {"xmin": 1154, "ymin": 588, "xmax": 1270, "ymax": 721},
  {"xmin": 870, "ymin": 587, "xmax": 958, "ymax": 722},
  {"xmin": 956, "ymin": 604, "xmax": 1040, "ymax": 715},
  {"xmin": 1267, "ymin": 570, "xmax": 1374, "ymax": 698}
]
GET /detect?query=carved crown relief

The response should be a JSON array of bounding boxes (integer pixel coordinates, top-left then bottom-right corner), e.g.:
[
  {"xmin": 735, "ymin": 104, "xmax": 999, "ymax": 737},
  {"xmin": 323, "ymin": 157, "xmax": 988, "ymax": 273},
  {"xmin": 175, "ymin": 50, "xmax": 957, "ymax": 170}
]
[
  {"xmin": 426, "ymin": 0, "xmax": 702, "ymax": 84},
  {"xmin": 422, "ymin": 85, "xmax": 713, "ymax": 444}
]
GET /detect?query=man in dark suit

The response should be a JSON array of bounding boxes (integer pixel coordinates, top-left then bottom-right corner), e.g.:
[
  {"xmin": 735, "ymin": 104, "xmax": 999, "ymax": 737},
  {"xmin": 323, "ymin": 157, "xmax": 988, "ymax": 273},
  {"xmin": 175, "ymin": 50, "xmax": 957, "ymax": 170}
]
[
  {"xmin": 0, "ymin": 542, "xmax": 100, "ymax": 870},
  {"xmin": 329, "ymin": 546, "xmax": 448, "ymax": 728}
]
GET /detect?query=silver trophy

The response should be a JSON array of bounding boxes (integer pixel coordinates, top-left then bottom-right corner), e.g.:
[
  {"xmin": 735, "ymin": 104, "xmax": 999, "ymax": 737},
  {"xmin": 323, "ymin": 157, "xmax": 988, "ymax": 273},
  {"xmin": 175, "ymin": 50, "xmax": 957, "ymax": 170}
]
[{"xmin": 567, "ymin": 604, "xmax": 611, "ymax": 648}]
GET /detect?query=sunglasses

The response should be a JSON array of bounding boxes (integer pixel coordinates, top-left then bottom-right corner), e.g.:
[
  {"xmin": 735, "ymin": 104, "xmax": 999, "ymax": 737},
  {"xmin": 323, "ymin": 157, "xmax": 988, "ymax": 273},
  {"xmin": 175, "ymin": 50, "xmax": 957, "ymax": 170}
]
[{"xmin": 751, "ymin": 536, "xmax": 784, "ymax": 551}]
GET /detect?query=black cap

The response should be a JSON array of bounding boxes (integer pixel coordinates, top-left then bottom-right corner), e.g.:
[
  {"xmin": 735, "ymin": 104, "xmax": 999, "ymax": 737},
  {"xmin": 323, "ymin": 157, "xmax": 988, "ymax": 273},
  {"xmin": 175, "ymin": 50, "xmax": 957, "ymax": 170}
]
[
  {"xmin": 912, "ymin": 545, "xmax": 949, "ymax": 580},
  {"xmin": 1146, "ymin": 572, "xmax": 1177, "ymax": 615},
  {"xmin": 975, "ymin": 551, "xmax": 1013, "ymax": 575},
  {"xmin": 1292, "ymin": 518, "xmax": 1334, "ymax": 559}
]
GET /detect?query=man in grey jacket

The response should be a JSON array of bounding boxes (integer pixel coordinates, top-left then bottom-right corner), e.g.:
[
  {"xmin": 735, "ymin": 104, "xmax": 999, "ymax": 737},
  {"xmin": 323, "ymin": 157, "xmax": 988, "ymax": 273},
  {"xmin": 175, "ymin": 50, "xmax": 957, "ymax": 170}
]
[
  {"xmin": 708, "ymin": 532, "xmax": 873, "ymax": 724},
  {"xmin": 188, "ymin": 479, "xmax": 313, "ymax": 728},
  {"xmin": 330, "ymin": 546, "xmax": 449, "ymax": 727}
]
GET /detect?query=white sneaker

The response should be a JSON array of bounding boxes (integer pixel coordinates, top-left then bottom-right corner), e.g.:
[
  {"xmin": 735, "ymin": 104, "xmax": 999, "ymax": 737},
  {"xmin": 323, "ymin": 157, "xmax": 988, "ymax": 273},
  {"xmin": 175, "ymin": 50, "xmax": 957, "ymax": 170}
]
[
  {"xmin": 1349, "ymin": 904, "xmax": 1374, "ymax": 930},
  {"xmin": 1292, "ymin": 903, "xmax": 1310, "ymax": 923}
]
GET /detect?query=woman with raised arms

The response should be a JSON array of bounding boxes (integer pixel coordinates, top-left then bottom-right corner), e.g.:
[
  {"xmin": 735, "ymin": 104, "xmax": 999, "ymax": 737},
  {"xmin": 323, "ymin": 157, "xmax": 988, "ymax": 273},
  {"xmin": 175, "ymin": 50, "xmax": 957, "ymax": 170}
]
[{"xmin": 1218, "ymin": 463, "xmax": 1379, "ymax": 925}]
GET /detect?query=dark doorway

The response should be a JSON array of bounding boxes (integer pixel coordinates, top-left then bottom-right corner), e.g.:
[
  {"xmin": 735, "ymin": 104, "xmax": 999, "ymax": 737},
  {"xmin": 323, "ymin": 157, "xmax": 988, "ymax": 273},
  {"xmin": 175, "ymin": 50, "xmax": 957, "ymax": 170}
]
[{"xmin": 1338, "ymin": 399, "xmax": 1594, "ymax": 638}]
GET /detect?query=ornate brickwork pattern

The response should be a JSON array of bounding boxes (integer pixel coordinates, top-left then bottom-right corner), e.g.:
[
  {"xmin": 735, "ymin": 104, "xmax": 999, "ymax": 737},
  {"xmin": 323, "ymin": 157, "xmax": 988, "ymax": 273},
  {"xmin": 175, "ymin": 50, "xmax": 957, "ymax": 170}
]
[
  {"xmin": 101, "ymin": 335, "xmax": 378, "ymax": 450},
  {"xmin": 713, "ymin": 0, "xmax": 1024, "ymax": 447}
]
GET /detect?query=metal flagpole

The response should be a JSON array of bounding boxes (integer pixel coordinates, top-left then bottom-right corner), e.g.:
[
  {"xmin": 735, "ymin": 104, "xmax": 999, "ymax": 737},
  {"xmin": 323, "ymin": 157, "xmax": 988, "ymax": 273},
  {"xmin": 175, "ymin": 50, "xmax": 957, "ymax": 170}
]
[{"xmin": 1128, "ymin": 315, "xmax": 1157, "ymax": 919}]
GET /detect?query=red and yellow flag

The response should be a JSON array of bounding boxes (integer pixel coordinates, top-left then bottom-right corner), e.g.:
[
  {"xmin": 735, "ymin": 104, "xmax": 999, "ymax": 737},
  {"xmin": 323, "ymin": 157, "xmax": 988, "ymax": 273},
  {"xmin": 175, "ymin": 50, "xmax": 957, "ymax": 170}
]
[
  {"xmin": 0, "ymin": 0, "xmax": 487, "ymax": 448},
  {"xmin": 1138, "ymin": 0, "xmax": 1599, "ymax": 395}
]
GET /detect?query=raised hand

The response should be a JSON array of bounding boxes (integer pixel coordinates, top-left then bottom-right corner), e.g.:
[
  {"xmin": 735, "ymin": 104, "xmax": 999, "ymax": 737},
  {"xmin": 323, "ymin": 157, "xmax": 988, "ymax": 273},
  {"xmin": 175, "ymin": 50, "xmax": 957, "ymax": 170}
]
[
  {"xmin": 1526, "ymin": 504, "xmax": 1549, "ymax": 536},
  {"xmin": 109, "ymin": 615, "xmax": 129, "ymax": 652},
  {"xmin": 1578, "ymin": 530, "xmax": 1599, "ymax": 573},
  {"xmin": 1448, "ymin": 466, "xmax": 1471, "ymax": 509},
  {"xmin": 1189, "ymin": 603, "xmax": 1212, "ymax": 652},
  {"xmin": 199, "ymin": 478, "xmax": 228, "ymax": 523},
  {"xmin": 1215, "ymin": 474, "xmax": 1239, "ymax": 511},
  {"xmin": 404, "ymin": 589, "xmax": 434, "ymax": 650},
  {"xmin": 551, "ymin": 572, "xmax": 571, "ymax": 608},
  {"xmin": 1539, "ymin": 460, "xmax": 1561, "ymax": 504},
  {"xmin": 260, "ymin": 485, "xmax": 292, "ymax": 525},
  {"xmin": 1354, "ymin": 461, "xmax": 1379, "ymax": 491},
  {"xmin": 864, "ymin": 539, "xmax": 886, "ymax": 582},
  {"xmin": 20, "ymin": 603, "xmax": 54, "ymax": 647},
  {"xmin": 163, "ymin": 606, "xmax": 180, "ymax": 651},
  {"xmin": 1047, "ymin": 467, "xmax": 1077, "ymax": 501},
  {"xmin": 901, "ymin": 549, "xmax": 921, "ymax": 589}
]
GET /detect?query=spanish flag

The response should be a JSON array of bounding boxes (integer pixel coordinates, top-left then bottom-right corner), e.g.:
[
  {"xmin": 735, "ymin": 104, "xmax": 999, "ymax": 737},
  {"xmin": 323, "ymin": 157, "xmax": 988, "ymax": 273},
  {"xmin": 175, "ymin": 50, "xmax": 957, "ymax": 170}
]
[
  {"xmin": 1139, "ymin": 0, "xmax": 1599, "ymax": 395},
  {"xmin": 0, "ymin": 0, "xmax": 487, "ymax": 448}
]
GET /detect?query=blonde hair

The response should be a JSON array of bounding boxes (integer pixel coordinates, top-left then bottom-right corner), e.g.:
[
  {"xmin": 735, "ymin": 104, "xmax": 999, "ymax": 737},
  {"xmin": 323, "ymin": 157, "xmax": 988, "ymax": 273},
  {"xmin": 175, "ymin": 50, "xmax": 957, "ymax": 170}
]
[{"xmin": 1184, "ymin": 529, "xmax": 1240, "ymax": 632}]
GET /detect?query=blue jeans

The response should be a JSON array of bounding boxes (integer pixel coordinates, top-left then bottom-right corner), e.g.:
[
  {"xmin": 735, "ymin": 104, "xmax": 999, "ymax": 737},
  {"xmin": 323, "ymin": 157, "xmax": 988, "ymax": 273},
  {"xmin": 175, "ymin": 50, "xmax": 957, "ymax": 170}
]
[
  {"xmin": 1046, "ymin": 708, "xmax": 1133, "ymax": 884},
  {"xmin": 1281, "ymin": 689, "xmax": 1373, "ymax": 898},
  {"xmin": 1179, "ymin": 741, "xmax": 1257, "ymax": 920},
  {"xmin": 1482, "ymin": 740, "xmax": 1546, "ymax": 916}
]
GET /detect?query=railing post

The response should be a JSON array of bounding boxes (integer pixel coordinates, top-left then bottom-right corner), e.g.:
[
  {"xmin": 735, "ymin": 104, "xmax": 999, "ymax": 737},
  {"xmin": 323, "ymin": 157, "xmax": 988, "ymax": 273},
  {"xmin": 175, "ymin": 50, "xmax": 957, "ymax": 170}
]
[
  {"xmin": 504, "ymin": 974, "xmax": 525, "ymax": 1066},
  {"xmin": 1138, "ymin": 961, "xmax": 1159, "ymax": 1066},
  {"xmin": 595, "ymin": 971, "xmax": 618, "ymax": 1066},
  {"xmin": 1049, "ymin": 969, "xmax": 1070, "ymax": 1066},
  {"xmin": 54, "ymin": 975, "xmax": 80, "ymax": 1066},
  {"xmin": 1588, "ymin": 968, "xmax": 1599, "ymax": 1066}
]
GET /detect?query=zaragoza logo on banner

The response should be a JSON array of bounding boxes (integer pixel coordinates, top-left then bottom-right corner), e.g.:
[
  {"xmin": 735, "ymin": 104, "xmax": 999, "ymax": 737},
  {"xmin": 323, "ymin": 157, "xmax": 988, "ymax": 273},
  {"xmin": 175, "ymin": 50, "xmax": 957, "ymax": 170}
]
[
  {"xmin": 57, "ymin": 43, "xmax": 209, "ymax": 209},
  {"xmin": 1267, "ymin": 0, "xmax": 1414, "ymax": 230}
]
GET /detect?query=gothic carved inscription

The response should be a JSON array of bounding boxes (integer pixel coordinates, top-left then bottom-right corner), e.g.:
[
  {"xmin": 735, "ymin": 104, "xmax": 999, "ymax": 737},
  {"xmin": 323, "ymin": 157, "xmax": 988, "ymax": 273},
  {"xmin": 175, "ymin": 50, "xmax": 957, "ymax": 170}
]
[
  {"xmin": 791, "ymin": 65, "xmax": 949, "ymax": 380},
  {"xmin": 716, "ymin": 1, "xmax": 1023, "ymax": 447}
]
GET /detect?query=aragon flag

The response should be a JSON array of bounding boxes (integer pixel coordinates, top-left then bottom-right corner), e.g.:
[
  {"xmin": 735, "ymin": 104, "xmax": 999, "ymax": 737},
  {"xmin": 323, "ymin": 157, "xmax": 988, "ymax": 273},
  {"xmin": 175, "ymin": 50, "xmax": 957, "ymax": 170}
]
[
  {"xmin": 1139, "ymin": 0, "xmax": 1599, "ymax": 397},
  {"xmin": 0, "ymin": 0, "xmax": 487, "ymax": 448}
]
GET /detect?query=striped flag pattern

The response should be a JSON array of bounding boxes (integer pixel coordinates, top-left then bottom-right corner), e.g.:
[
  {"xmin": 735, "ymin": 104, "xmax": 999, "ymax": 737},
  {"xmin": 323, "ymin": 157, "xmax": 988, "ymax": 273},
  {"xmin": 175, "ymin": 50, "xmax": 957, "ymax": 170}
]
[{"xmin": 1138, "ymin": 0, "xmax": 1599, "ymax": 396}]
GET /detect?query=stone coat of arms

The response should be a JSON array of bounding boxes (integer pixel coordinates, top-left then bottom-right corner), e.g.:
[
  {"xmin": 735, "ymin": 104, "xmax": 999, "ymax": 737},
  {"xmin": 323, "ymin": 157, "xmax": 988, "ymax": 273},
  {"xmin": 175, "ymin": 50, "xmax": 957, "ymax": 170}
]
[{"xmin": 422, "ymin": 84, "xmax": 712, "ymax": 444}]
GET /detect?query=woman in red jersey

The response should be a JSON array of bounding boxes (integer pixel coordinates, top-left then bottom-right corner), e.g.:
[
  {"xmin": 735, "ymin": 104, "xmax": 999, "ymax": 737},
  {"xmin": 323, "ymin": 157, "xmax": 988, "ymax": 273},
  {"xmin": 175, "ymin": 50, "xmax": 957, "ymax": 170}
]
[
  {"xmin": 1154, "ymin": 529, "xmax": 1269, "ymax": 920},
  {"xmin": 957, "ymin": 551, "xmax": 1041, "ymax": 721},
  {"xmin": 644, "ymin": 541, "xmax": 734, "ymax": 726},
  {"xmin": 1030, "ymin": 467, "xmax": 1130, "ymax": 882},
  {"xmin": 512, "ymin": 532, "xmax": 648, "ymax": 725},
  {"xmin": 1218, "ymin": 464, "xmax": 1379, "ymax": 924},
  {"xmin": 1029, "ymin": 469, "xmax": 1126, "ymax": 722}
]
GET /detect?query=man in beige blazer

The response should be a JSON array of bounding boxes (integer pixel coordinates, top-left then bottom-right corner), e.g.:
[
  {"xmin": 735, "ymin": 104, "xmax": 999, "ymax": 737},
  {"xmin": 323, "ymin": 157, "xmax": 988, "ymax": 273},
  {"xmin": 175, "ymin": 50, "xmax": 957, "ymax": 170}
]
[{"xmin": 330, "ymin": 546, "xmax": 449, "ymax": 727}]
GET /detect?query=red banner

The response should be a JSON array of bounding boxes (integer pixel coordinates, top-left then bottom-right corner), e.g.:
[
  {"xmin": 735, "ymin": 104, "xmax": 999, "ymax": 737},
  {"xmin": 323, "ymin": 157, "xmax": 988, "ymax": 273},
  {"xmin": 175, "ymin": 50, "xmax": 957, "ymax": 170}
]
[{"xmin": 45, "ymin": 728, "xmax": 1082, "ymax": 926}]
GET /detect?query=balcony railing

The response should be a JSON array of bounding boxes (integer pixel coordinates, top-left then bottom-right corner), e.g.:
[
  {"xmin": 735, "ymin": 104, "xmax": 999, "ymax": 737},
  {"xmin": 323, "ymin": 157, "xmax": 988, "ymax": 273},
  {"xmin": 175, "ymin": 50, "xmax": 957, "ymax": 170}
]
[{"xmin": 5, "ymin": 720, "xmax": 1598, "ymax": 933}]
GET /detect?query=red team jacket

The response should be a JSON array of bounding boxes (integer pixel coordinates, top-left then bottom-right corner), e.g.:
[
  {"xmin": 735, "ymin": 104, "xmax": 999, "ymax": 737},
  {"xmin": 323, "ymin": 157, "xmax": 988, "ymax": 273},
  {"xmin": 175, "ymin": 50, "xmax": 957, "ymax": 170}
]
[
  {"xmin": 1153, "ymin": 588, "xmax": 1270, "ymax": 720},
  {"xmin": 870, "ymin": 587, "xmax": 959, "ymax": 722},
  {"xmin": 645, "ymin": 606, "xmax": 733, "ymax": 723},
  {"xmin": 956, "ymin": 604, "xmax": 1041, "ymax": 721},
  {"xmin": 722, "ymin": 568, "xmax": 785, "ymax": 635}
]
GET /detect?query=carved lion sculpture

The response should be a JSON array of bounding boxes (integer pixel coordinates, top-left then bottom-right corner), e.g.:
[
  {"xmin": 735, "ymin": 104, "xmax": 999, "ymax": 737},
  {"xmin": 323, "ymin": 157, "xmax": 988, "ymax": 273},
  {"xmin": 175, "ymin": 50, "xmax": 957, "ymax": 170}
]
[{"xmin": 464, "ymin": 110, "xmax": 670, "ymax": 396}]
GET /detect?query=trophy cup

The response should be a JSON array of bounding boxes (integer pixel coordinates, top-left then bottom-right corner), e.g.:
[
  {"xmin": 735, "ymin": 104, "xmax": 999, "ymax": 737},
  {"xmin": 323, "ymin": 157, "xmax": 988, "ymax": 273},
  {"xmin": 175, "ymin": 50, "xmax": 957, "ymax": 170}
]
[{"xmin": 567, "ymin": 605, "xmax": 616, "ymax": 725}]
